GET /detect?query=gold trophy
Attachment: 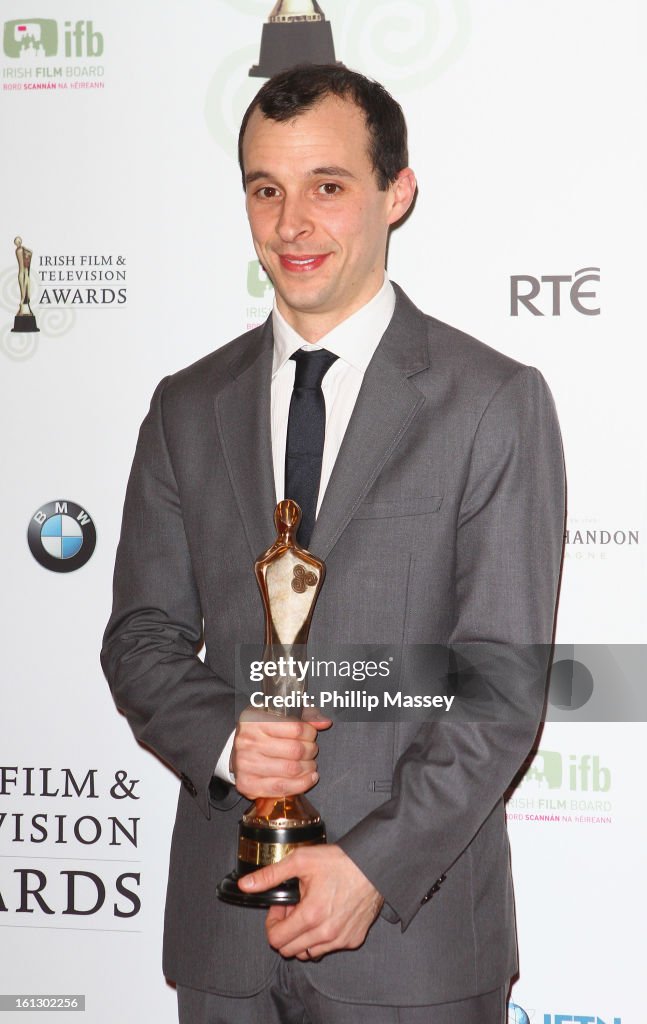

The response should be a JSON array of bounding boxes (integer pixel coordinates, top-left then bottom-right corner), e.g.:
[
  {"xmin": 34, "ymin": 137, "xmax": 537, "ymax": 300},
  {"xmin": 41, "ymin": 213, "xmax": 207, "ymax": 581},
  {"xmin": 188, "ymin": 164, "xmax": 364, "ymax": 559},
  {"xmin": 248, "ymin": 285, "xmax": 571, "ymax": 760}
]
[
  {"xmin": 249, "ymin": 1, "xmax": 339, "ymax": 79},
  {"xmin": 217, "ymin": 499, "xmax": 327, "ymax": 907},
  {"xmin": 11, "ymin": 236, "xmax": 40, "ymax": 333}
]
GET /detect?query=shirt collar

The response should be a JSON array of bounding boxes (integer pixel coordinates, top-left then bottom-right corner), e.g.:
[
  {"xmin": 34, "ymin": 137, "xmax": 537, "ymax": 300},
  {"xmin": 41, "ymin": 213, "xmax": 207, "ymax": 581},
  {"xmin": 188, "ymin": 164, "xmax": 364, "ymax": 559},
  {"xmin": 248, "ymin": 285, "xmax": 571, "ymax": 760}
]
[{"xmin": 271, "ymin": 276, "xmax": 396, "ymax": 377}]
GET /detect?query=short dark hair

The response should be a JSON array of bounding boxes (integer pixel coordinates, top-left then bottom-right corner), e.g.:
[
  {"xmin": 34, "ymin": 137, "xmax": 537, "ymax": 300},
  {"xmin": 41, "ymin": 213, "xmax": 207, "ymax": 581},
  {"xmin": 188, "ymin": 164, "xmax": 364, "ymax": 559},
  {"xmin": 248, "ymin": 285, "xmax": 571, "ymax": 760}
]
[{"xmin": 238, "ymin": 64, "xmax": 408, "ymax": 191}]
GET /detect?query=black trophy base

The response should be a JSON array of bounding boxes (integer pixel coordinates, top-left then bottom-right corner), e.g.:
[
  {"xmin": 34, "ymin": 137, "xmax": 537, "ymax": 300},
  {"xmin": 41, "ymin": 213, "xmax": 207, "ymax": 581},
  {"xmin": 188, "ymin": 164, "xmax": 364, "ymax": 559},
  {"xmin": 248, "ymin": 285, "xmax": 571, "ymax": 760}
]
[
  {"xmin": 250, "ymin": 22, "xmax": 339, "ymax": 79},
  {"xmin": 12, "ymin": 315, "xmax": 39, "ymax": 333},
  {"xmin": 217, "ymin": 870, "xmax": 300, "ymax": 908},
  {"xmin": 217, "ymin": 818, "xmax": 326, "ymax": 907}
]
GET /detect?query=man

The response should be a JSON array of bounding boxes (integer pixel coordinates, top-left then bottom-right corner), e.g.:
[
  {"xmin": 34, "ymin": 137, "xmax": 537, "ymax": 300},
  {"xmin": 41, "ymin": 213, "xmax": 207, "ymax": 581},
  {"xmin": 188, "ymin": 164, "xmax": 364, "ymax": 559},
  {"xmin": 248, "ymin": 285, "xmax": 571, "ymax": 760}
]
[{"xmin": 102, "ymin": 65, "xmax": 565, "ymax": 1023}]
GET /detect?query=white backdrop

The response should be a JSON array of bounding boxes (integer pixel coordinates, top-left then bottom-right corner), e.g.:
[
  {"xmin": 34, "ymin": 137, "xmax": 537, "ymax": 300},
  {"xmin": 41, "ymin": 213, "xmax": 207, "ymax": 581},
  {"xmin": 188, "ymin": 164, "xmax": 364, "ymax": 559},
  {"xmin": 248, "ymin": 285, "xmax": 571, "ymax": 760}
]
[{"xmin": 1, "ymin": 2, "xmax": 645, "ymax": 1021}]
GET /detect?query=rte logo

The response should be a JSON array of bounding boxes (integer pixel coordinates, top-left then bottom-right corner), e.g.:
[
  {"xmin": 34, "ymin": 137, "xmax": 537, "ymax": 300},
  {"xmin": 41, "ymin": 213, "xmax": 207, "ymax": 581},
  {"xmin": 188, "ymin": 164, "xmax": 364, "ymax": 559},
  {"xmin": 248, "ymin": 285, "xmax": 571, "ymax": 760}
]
[{"xmin": 510, "ymin": 268, "xmax": 600, "ymax": 316}]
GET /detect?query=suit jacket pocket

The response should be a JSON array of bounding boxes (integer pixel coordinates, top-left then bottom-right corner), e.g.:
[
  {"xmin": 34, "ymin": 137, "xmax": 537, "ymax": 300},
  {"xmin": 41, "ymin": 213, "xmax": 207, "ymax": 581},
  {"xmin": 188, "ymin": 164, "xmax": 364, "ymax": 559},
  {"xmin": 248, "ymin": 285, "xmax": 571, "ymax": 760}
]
[
  {"xmin": 352, "ymin": 496, "xmax": 443, "ymax": 519},
  {"xmin": 368, "ymin": 779, "xmax": 393, "ymax": 794}
]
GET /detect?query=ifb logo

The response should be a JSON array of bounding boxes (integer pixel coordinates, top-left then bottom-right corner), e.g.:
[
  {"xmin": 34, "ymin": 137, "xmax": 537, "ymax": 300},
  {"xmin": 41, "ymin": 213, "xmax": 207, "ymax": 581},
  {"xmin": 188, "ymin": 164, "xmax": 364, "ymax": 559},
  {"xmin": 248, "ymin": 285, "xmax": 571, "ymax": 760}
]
[
  {"xmin": 3, "ymin": 18, "xmax": 57, "ymax": 57},
  {"xmin": 3, "ymin": 18, "xmax": 103, "ymax": 58},
  {"xmin": 247, "ymin": 260, "xmax": 274, "ymax": 299},
  {"xmin": 523, "ymin": 750, "xmax": 610, "ymax": 792},
  {"xmin": 28, "ymin": 500, "xmax": 96, "ymax": 573},
  {"xmin": 510, "ymin": 268, "xmax": 600, "ymax": 316}
]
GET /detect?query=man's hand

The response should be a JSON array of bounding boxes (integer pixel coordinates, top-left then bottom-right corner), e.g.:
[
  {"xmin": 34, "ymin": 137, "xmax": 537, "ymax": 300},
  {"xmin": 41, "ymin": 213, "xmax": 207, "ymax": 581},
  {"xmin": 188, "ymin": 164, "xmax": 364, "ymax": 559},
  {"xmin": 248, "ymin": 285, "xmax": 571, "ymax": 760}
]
[
  {"xmin": 231, "ymin": 706, "xmax": 332, "ymax": 800},
  {"xmin": 238, "ymin": 845, "xmax": 384, "ymax": 960}
]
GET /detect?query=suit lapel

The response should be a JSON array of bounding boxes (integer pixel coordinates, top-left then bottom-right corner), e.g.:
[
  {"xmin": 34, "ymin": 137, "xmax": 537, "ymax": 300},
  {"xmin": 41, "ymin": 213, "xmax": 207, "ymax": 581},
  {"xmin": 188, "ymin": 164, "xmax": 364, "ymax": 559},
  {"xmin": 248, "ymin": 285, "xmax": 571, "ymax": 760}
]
[
  {"xmin": 310, "ymin": 285, "xmax": 430, "ymax": 560},
  {"xmin": 214, "ymin": 320, "xmax": 277, "ymax": 562}
]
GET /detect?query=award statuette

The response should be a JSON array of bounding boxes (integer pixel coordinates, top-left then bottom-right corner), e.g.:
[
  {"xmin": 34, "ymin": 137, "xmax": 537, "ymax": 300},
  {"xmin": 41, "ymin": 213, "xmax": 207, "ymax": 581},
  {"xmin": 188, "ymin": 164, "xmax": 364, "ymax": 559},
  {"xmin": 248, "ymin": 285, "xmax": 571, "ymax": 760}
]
[
  {"xmin": 217, "ymin": 499, "xmax": 327, "ymax": 907},
  {"xmin": 11, "ymin": 236, "xmax": 40, "ymax": 334},
  {"xmin": 249, "ymin": 1, "xmax": 339, "ymax": 79}
]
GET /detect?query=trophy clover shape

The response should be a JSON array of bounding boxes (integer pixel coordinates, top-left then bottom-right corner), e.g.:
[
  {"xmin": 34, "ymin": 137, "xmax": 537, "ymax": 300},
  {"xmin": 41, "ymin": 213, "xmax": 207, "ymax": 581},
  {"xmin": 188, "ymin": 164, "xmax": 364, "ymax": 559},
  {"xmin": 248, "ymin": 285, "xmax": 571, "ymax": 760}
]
[{"xmin": 292, "ymin": 563, "xmax": 318, "ymax": 593}]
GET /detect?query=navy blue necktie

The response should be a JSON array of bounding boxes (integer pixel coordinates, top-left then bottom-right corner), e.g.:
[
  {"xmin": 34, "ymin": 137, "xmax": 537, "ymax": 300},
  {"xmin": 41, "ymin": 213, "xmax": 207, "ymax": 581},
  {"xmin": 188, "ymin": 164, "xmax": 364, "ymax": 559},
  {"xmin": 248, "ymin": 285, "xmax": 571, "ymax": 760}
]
[{"xmin": 285, "ymin": 348, "xmax": 339, "ymax": 548}]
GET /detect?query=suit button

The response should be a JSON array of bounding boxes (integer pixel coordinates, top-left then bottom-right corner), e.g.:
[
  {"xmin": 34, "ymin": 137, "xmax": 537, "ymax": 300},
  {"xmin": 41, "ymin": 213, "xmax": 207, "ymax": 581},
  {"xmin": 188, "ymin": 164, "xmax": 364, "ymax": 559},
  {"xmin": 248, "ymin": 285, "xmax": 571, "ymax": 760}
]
[
  {"xmin": 181, "ymin": 773, "xmax": 197, "ymax": 797},
  {"xmin": 421, "ymin": 873, "xmax": 446, "ymax": 904}
]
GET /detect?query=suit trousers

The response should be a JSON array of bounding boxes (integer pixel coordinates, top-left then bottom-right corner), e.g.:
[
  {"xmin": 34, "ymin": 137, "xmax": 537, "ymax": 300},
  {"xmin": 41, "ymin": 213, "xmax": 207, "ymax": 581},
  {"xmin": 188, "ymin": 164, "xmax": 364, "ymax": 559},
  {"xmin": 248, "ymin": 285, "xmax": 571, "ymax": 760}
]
[{"xmin": 177, "ymin": 965, "xmax": 508, "ymax": 1024}]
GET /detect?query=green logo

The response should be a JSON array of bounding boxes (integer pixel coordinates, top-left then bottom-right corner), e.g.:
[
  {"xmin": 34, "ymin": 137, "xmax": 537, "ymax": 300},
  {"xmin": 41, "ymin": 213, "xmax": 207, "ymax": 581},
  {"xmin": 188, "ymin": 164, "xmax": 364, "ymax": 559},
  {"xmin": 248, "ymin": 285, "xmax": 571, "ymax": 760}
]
[
  {"xmin": 524, "ymin": 750, "xmax": 563, "ymax": 789},
  {"xmin": 523, "ymin": 750, "xmax": 611, "ymax": 792},
  {"xmin": 247, "ymin": 260, "xmax": 273, "ymax": 299},
  {"xmin": 3, "ymin": 19, "xmax": 58, "ymax": 58}
]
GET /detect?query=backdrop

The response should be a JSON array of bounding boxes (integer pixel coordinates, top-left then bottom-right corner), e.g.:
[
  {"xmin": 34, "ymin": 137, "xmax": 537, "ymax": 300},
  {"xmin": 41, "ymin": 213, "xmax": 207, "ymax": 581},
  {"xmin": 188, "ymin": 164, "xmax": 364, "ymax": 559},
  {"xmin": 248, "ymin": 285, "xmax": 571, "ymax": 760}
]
[{"xmin": 1, "ymin": 2, "xmax": 644, "ymax": 1022}]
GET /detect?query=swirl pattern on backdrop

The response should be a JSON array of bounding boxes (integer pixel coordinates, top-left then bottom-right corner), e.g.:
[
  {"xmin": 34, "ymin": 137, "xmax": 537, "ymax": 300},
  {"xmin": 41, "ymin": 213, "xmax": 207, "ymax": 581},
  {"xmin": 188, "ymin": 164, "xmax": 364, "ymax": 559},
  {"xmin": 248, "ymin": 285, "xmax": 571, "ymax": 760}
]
[
  {"xmin": 340, "ymin": 0, "xmax": 471, "ymax": 91},
  {"xmin": 0, "ymin": 322, "xmax": 39, "ymax": 361},
  {"xmin": 38, "ymin": 305, "xmax": 77, "ymax": 339},
  {"xmin": 205, "ymin": 1, "xmax": 471, "ymax": 158},
  {"xmin": 205, "ymin": 46, "xmax": 260, "ymax": 159},
  {"xmin": 0, "ymin": 266, "xmax": 76, "ymax": 359}
]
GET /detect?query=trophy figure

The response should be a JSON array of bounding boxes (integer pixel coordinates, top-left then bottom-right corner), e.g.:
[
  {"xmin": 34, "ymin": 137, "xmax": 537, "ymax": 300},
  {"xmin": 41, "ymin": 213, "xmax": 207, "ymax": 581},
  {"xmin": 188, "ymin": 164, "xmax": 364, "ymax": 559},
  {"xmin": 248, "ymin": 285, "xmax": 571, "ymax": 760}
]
[
  {"xmin": 249, "ymin": 1, "xmax": 339, "ymax": 79},
  {"xmin": 11, "ymin": 236, "xmax": 40, "ymax": 334},
  {"xmin": 217, "ymin": 499, "xmax": 327, "ymax": 907}
]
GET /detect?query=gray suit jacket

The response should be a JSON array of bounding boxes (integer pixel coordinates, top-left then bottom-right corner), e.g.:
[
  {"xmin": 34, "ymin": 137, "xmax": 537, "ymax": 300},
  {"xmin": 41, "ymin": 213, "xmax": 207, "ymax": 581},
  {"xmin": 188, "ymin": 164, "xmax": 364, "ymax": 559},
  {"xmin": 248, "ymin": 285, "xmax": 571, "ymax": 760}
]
[{"xmin": 101, "ymin": 284, "xmax": 565, "ymax": 1005}]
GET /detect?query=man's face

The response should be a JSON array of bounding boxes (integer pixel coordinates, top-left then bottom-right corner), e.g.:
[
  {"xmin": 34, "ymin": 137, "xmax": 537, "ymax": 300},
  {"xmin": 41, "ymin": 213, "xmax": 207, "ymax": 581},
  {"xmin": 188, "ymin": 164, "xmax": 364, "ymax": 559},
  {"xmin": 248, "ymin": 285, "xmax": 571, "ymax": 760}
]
[{"xmin": 242, "ymin": 95, "xmax": 412, "ymax": 339}]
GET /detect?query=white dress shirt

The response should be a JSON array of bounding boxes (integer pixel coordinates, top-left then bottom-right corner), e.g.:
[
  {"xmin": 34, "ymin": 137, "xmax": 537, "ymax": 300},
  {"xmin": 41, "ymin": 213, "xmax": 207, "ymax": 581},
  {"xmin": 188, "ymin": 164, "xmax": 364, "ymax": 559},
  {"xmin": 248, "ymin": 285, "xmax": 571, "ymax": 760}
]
[{"xmin": 215, "ymin": 276, "xmax": 396, "ymax": 782}]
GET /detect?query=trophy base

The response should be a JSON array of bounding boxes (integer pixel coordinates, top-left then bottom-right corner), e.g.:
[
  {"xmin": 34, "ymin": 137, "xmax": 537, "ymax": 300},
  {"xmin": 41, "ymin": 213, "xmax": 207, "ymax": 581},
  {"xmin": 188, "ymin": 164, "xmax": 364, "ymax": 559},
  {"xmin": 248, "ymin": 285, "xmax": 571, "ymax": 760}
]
[
  {"xmin": 249, "ymin": 22, "xmax": 339, "ymax": 78},
  {"xmin": 217, "ymin": 870, "xmax": 300, "ymax": 908},
  {"xmin": 217, "ymin": 813, "xmax": 326, "ymax": 908},
  {"xmin": 12, "ymin": 315, "xmax": 39, "ymax": 333}
]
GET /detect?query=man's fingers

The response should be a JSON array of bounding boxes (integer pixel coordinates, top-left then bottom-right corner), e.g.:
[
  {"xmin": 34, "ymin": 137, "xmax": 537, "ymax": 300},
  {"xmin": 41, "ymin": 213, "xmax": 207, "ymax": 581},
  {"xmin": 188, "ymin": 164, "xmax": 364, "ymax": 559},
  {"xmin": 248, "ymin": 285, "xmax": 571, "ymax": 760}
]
[
  {"xmin": 264, "ymin": 898, "xmax": 315, "ymax": 952},
  {"xmin": 302, "ymin": 707, "xmax": 333, "ymax": 730},
  {"xmin": 279, "ymin": 931, "xmax": 329, "ymax": 960},
  {"xmin": 238, "ymin": 854, "xmax": 301, "ymax": 894},
  {"xmin": 239, "ymin": 709, "xmax": 322, "ymax": 741},
  {"xmin": 265, "ymin": 904, "xmax": 289, "ymax": 925},
  {"xmin": 238, "ymin": 753, "xmax": 317, "ymax": 780},
  {"xmin": 232, "ymin": 730, "xmax": 320, "ymax": 794},
  {"xmin": 266, "ymin": 917, "xmax": 318, "ymax": 957},
  {"xmin": 265, "ymin": 908, "xmax": 338, "ymax": 959},
  {"xmin": 237, "ymin": 735, "xmax": 319, "ymax": 764},
  {"xmin": 236, "ymin": 770, "xmax": 319, "ymax": 799},
  {"xmin": 232, "ymin": 706, "xmax": 330, "ymax": 798}
]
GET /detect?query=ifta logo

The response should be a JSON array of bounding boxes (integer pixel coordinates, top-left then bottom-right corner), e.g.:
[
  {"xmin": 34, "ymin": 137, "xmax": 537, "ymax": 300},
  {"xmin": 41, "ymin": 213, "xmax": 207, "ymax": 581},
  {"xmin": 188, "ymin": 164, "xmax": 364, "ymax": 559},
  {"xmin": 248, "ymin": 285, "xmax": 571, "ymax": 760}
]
[{"xmin": 28, "ymin": 500, "xmax": 96, "ymax": 572}]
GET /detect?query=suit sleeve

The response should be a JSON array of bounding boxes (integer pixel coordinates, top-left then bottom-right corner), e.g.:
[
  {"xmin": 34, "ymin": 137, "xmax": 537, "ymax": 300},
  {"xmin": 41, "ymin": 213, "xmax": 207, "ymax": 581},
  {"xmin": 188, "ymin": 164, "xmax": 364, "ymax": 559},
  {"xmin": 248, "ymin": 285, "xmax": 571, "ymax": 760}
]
[
  {"xmin": 101, "ymin": 377, "xmax": 243, "ymax": 818},
  {"xmin": 336, "ymin": 365, "xmax": 566, "ymax": 929}
]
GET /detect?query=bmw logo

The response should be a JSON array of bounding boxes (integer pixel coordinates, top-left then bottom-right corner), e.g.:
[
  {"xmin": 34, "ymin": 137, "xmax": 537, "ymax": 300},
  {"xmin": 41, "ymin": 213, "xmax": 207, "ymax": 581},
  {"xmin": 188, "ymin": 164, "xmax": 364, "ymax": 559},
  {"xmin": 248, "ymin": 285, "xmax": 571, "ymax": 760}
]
[{"xmin": 28, "ymin": 500, "xmax": 96, "ymax": 573}]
